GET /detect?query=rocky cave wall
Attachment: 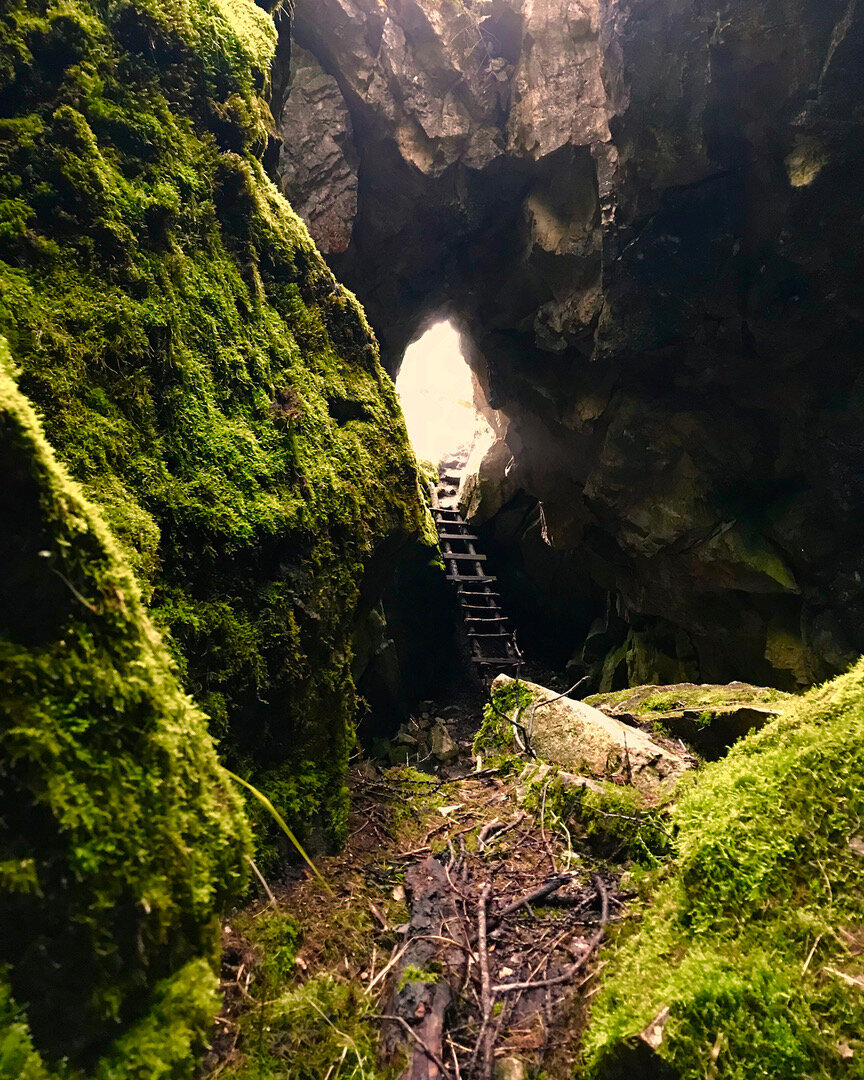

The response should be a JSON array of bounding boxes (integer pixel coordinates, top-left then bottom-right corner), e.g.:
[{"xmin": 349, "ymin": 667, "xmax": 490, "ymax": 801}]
[
  {"xmin": 0, "ymin": 0, "xmax": 432, "ymax": 1070},
  {"xmin": 275, "ymin": 0, "xmax": 864, "ymax": 691}
]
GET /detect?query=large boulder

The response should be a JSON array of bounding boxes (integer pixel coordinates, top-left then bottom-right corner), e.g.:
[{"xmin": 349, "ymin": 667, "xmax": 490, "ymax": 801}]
[
  {"xmin": 0, "ymin": 346, "xmax": 248, "ymax": 1073},
  {"xmin": 492, "ymin": 674, "xmax": 688, "ymax": 796},
  {"xmin": 0, "ymin": 0, "xmax": 432, "ymax": 858},
  {"xmin": 583, "ymin": 658, "xmax": 864, "ymax": 1078},
  {"xmin": 587, "ymin": 682, "xmax": 794, "ymax": 760}
]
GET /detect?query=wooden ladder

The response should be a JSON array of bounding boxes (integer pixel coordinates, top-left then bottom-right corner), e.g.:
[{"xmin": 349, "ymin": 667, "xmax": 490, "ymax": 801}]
[{"xmin": 431, "ymin": 502, "xmax": 523, "ymax": 678}]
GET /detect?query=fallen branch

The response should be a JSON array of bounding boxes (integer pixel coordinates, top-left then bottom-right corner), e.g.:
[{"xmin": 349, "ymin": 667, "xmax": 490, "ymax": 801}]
[
  {"xmin": 474, "ymin": 883, "xmax": 494, "ymax": 1080},
  {"xmin": 367, "ymin": 1015, "xmax": 453, "ymax": 1079},
  {"xmin": 366, "ymin": 939, "xmax": 410, "ymax": 995},
  {"xmin": 493, "ymin": 873, "xmax": 578, "ymax": 923},
  {"xmin": 492, "ymin": 875, "xmax": 609, "ymax": 994}
]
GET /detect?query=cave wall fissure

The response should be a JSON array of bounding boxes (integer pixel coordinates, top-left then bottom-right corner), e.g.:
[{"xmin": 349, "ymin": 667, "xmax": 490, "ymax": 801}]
[{"xmin": 275, "ymin": 0, "xmax": 864, "ymax": 690}]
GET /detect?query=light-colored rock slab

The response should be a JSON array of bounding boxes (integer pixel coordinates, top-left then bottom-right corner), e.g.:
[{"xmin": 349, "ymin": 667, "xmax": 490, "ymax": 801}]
[
  {"xmin": 430, "ymin": 720, "xmax": 458, "ymax": 762},
  {"xmin": 493, "ymin": 674, "xmax": 688, "ymax": 796}
]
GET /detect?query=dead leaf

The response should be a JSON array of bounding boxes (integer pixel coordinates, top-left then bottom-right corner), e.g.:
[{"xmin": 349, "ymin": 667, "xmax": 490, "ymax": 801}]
[
  {"xmin": 639, "ymin": 1006, "xmax": 670, "ymax": 1050},
  {"xmin": 391, "ymin": 884, "xmax": 406, "ymax": 903},
  {"xmin": 438, "ymin": 804, "xmax": 463, "ymax": 818},
  {"xmin": 836, "ymin": 1041, "xmax": 855, "ymax": 1060}
]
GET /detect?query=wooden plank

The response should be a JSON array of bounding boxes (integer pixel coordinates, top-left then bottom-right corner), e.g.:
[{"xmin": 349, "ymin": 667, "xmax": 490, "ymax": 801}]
[
  {"xmin": 436, "ymin": 532, "xmax": 479, "ymax": 541},
  {"xmin": 447, "ymin": 573, "xmax": 497, "ymax": 582},
  {"xmin": 467, "ymin": 631, "xmax": 510, "ymax": 639},
  {"xmin": 465, "ymin": 615, "xmax": 508, "ymax": 623},
  {"xmin": 471, "ymin": 657, "xmax": 523, "ymax": 667},
  {"xmin": 443, "ymin": 552, "xmax": 487, "ymax": 561}
]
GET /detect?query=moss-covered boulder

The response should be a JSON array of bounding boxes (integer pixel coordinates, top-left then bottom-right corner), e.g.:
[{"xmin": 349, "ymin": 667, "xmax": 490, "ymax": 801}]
[
  {"xmin": 583, "ymin": 662, "xmax": 864, "ymax": 1078},
  {"xmin": 587, "ymin": 682, "xmax": 794, "ymax": 760},
  {"xmin": 492, "ymin": 674, "xmax": 688, "ymax": 797},
  {"xmin": 0, "ymin": 0, "xmax": 432, "ymax": 844},
  {"xmin": 0, "ymin": 345, "xmax": 249, "ymax": 1075}
]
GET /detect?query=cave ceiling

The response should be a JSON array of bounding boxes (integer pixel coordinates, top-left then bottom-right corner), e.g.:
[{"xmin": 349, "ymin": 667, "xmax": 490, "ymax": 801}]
[{"xmin": 273, "ymin": 0, "xmax": 864, "ymax": 689}]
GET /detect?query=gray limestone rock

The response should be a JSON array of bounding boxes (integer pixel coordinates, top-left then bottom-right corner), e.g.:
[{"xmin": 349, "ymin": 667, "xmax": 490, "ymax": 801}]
[
  {"xmin": 494, "ymin": 674, "xmax": 688, "ymax": 795},
  {"xmin": 430, "ymin": 720, "xmax": 459, "ymax": 762},
  {"xmin": 276, "ymin": 46, "xmax": 358, "ymax": 253}
]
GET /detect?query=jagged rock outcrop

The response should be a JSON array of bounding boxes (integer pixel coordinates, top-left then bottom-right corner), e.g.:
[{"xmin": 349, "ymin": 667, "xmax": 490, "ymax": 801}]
[
  {"xmin": 277, "ymin": 45, "xmax": 359, "ymax": 253},
  {"xmin": 275, "ymin": 0, "xmax": 864, "ymax": 690}
]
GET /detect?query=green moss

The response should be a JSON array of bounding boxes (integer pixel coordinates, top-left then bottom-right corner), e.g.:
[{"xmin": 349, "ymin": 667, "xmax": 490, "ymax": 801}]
[
  {"xmin": 522, "ymin": 771, "xmax": 672, "ymax": 866},
  {"xmin": 0, "ymin": 0, "xmax": 432, "ymax": 855},
  {"xmin": 397, "ymin": 963, "xmax": 440, "ymax": 991},
  {"xmin": 0, "ymin": 348, "xmax": 248, "ymax": 1073},
  {"xmin": 579, "ymin": 783, "xmax": 673, "ymax": 864},
  {"xmin": 239, "ymin": 757, "xmax": 343, "ymax": 878},
  {"xmin": 583, "ymin": 660, "xmax": 864, "ymax": 1078},
  {"xmin": 234, "ymin": 909, "xmax": 300, "ymax": 996},
  {"xmin": 220, "ymin": 974, "xmax": 398, "ymax": 1080},
  {"xmin": 586, "ymin": 683, "xmax": 792, "ymax": 716},
  {"xmin": 473, "ymin": 679, "xmax": 532, "ymax": 760}
]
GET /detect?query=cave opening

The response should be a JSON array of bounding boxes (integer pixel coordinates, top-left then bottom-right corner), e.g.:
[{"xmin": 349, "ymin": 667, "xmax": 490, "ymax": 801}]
[
  {"xmin": 395, "ymin": 319, "xmax": 494, "ymax": 479},
  {"xmin": 393, "ymin": 317, "xmax": 602, "ymax": 691}
]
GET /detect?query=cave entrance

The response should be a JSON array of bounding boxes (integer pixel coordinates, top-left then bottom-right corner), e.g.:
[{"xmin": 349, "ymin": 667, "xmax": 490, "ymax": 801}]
[{"xmin": 395, "ymin": 320, "xmax": 493, "ymax": 483}]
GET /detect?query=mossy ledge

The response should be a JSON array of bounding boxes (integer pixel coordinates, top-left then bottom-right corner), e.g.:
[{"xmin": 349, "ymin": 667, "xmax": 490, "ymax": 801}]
[
  {"xmin": 0, "ymin": 343, "xmax": 249, "ymax": 1076},
  {"xmin": 0, "ymin": 0, "xmax": 432, "ymax": 855},
  {"xmin": 583, "ymin": 661, "xmax": 864, "ymax": 1078}
]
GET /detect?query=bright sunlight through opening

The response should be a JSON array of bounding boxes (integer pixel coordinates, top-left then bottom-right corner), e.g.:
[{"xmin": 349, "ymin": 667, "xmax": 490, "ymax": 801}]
[{"xmin": 395, "ymin": 321, "xmax": 491, "ymax": 468}]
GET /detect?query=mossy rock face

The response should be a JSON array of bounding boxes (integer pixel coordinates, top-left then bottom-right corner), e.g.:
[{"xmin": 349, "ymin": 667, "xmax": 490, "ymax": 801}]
[
  {"xmin": 587, "ymin": 682, "xmax": 794, "ymax": 759},
  {"xmin": 0, "ymin": 346, "xmax": 249, "ymax": 1074},
  {"xmin": 583, "ymin": 662, "xmax": 864, "ymax": 1078},
  {"xmin": 0, "ymin": 0, "xmax": 432, "ymax": 847}
]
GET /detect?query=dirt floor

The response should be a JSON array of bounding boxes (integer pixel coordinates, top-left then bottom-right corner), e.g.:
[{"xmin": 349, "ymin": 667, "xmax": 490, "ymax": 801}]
[{"xmin": 200, "ymin": 688, "xmax": 655, "ymax": 1080}]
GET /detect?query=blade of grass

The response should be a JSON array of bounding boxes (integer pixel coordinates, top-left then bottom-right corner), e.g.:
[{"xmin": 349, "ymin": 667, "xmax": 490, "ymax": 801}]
[{"xmin": 224, "ymin": 769, "xmax": 333, "ymax": 895}]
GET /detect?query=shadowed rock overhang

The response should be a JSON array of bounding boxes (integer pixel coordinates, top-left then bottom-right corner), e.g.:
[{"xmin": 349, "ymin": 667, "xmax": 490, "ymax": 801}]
[{"xmin": 275, "ymin": 0, "xmax": 864, "ymax": 691}]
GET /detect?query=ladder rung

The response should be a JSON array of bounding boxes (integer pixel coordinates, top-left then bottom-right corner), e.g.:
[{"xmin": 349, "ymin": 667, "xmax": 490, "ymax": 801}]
[
  {"xmin": 467, "ymin": 631, "xmax": 510, "ymax": 639},
  {"xmin": 443, "ymin": 552, "xmax": 486, "ymax": 561},
  {"xmin": 465, "ymin": 615, "xmax": 508, "ymax": 622},
  {"xmin": 437, "ymin": 532, "xmax": 479, "ymax": 541},
  {"xmin": 472, "ymin": 657, "xmax": 523, "ymax": 667},
  {"xmin": 447, "ymin": 574, "xmax": 497, "ymax": 583}
]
